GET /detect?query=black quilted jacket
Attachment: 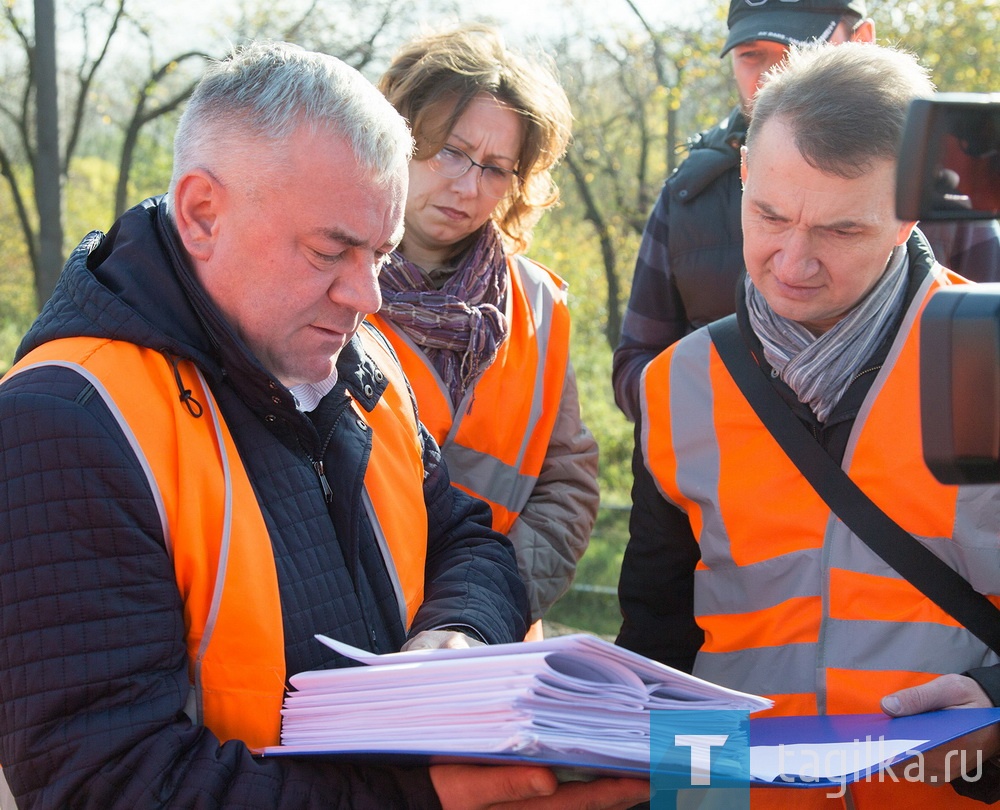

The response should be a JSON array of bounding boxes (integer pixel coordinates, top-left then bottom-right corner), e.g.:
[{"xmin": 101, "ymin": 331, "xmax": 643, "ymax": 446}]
[{"xmin": 0, "ymin": 197, "xmax": 529, "ymax": 808}]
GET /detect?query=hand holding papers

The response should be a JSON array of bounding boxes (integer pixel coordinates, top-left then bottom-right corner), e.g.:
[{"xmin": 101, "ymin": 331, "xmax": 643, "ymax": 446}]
[
  {"xmin": 264, "ymin": 633, "xmax": 772, "ymax": 774},
  {"xmin": 263, "ymin": 634, "xmax": 1000, "ymax": 789}
]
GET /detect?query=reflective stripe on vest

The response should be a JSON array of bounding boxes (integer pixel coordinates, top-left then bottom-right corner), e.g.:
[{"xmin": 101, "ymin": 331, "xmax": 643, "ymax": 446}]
[
  {"xmin": 640, "ymin": 270, "xmax": 1000, "ymax": 718},
  {"xmin": 3, "ymin": 332, "xmax": 427, "ymax": 749},
  {"xmin": 370, "ymin": 255, "xmax": 570, "ymax": 534},
  {"xmin": 352, "ymin": 325, "xmax": 427, "ymax": 626}
]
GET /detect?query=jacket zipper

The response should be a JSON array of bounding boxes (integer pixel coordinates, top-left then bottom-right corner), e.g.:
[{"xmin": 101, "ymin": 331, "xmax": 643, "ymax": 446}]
[
  {"xmin": 313, "ymin": 459, "xmax": 334, "ymax": 503},
  {"xmin": 310, "ymin": 411, "xmax": 345, "ymax": 504},
  {"xmin": 850, "ymin": 364, "xmax": 882, "ymax": 383}
]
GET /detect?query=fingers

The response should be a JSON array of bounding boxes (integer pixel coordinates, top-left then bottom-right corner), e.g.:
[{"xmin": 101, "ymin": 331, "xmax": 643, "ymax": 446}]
[
  {"xmin": 430, "ymin": 765, "xmax": 650, "ymax": 810},
  {"xmin": 510, "ymin": 777, "xmax": 650, "ymax": 810},
  {"xmin": 882, "ymin": 674, "xmax": 992, "ymax": 717},
  {"xmin": 401, "ymin": 629, "xmax": 486, "ymax": 652},
  {"xmin": 430, "ymin": 764, "xmax": 558, "ymax": 809}
]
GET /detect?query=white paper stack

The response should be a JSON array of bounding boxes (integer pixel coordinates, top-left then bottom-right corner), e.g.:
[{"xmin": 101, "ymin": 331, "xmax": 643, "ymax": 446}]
[{"xmin": 263, "ymin": 633, "xmax": 772, "ymax": 771}]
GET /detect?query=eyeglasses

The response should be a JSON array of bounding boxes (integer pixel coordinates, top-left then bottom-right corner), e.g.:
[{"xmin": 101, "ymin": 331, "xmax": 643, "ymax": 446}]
[{"xmin": 427, "ymin": 144, "xmax": 520, "ymax": 199}]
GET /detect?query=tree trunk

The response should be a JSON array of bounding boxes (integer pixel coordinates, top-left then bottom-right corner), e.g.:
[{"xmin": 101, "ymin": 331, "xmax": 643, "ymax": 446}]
[
  {"xmin": 33, "ymin": 0, "xmax": 64, "ymax": 309},
  {"xmin": 564, "ymin": 152, "xmax": 621, "ymax": 350}
]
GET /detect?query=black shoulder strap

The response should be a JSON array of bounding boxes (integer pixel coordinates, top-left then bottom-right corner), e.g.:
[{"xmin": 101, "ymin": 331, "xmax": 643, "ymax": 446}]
[{"xmin": 708, "ymin": 315, "xmax": 1000, "ymax": 655}]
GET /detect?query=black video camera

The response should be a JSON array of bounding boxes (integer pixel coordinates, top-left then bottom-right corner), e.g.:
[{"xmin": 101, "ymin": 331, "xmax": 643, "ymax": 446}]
[{"xmin": 901, "ymin": 93, "xmax": 1000, "ymax": 483}]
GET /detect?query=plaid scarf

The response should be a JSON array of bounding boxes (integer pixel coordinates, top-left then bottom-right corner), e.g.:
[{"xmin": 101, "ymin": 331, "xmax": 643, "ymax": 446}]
[
  {"xmin": 378, "ymin": 223, "xmax": 509, "ymax": 408},
  {"xmin": 745, "ymin": 245, "xmax": 909, "ymax": 423}
]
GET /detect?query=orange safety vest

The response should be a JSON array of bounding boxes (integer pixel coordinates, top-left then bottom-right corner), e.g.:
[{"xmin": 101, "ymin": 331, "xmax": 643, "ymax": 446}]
[
  {"xmin": 369, "ymin": 255, "xmax": 570, "ymax": 535},
  {"xmin": 640, "ymin": 269, "xmax": 1000, "ymax": 808},
  {"xmin": 3, "ymin": 332, "xmax": 428, "ymax": 751}
]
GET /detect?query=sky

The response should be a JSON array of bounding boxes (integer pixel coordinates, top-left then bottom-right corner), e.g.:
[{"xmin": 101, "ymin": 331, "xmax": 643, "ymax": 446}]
[
  {"xmin": 408, "ymin": 0, "xmax": 716, "ymax": 46},
  {"xmin": 135, "ymin": 0, "xmax": 719, "ymax": 63}
]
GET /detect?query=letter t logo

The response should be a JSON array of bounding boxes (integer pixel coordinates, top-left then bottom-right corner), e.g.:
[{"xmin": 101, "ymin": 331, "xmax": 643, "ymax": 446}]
[
  {"xmin": 674, "ymin": 734, "xmax": 730, "ymax": 785},
  {"xmin": 651, "ymin": 709, "xmax": 750, "ymax": 803}
]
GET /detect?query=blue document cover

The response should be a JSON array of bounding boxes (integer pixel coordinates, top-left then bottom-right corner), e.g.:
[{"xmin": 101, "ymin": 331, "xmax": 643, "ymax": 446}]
[
  {"xmin": 748, "ymin": 708, "xmax": 1000, "ymax": 787},
  {"xmin": 265, "ymin": 708, "xmax": 1000, "ymax": 786}
]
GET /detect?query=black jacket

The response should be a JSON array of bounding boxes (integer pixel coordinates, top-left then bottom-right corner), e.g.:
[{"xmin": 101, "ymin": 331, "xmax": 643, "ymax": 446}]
[{"xmin": 0, "ymin": 197, "xmax": 529, "ymax": 808}]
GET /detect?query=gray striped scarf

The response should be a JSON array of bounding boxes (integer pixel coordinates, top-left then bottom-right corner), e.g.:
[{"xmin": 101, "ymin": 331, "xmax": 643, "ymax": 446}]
[
  {"xmin": 745, "ymin": 245, "xmax": 909, "ymax": 423},
  {"xmin": 378, "ymin": 223, "xmax": 509, "ymax": 408}
]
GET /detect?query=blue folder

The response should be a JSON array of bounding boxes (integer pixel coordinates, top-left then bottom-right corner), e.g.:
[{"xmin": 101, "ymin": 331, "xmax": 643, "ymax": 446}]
[
  {"xmin": 264, "ymin": 708, "xmax": 1000, "ymax": 786},
  {"xmin": 749, "ymin": 708, "xmax": 1000, "ymax": 787}
]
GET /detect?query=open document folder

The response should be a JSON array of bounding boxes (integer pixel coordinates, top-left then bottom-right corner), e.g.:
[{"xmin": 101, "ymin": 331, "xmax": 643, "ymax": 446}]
[
  {"xmin": 263, "ymin": 632, "xmax": 770, "ymax": 774},
  {"xmin": 262, "ymin": 634, "xmax": 1000, "ymax": 786}
]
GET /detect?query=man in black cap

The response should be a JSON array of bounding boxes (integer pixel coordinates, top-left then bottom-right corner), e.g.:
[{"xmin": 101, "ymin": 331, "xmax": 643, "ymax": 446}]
[
  {"xmin": 611, "ymin": 0, "xmax": 1000, "ymax": 422},
  {"xmin": 725, "ymin": 0, "xmax": 870, "ymax": 114}
]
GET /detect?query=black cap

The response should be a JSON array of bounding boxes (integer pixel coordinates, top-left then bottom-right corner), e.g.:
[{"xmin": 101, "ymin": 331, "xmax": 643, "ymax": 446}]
[{"xmin": 722, "ymin": 0, "xmax": 867, "ymax": 57}]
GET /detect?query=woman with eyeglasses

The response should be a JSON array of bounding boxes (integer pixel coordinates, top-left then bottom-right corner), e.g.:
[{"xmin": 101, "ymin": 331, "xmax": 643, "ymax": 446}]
[{"xmin": 373, "ymin": 24, "xmax": 598, "ymax": 640}]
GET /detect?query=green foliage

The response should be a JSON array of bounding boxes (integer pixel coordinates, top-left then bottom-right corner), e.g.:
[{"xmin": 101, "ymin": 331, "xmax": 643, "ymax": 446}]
[
  {"xmin": 0, "ymin": 178, "xmax": 36, "ymax": 372},
  {"xmin": 869, "ymin": 0, "xmax": 999, "ymax": 92},
  {"xmin": 66, "ymin": 155, "xmax": 122, "ymax": 240},
  {"xmin": 0, "ymin": 277, "xmax": 33, "ymax": 374},
  {"xmin": 125, "ymin": 116, "xmax": 179, "ymax": 208},
  {"xmin": 529, "ymin": 208, "xmax": 638, "ymax": 506}
]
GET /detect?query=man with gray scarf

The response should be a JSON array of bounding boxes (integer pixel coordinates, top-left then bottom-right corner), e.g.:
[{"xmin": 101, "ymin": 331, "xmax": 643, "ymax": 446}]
[
  {"xmin": 611, "ymin": 0, "xmax": 1000, "ymax": 425},
  {"xmin": 617, "ymin": 42, "xmax": 1000, "ymax": 807}
]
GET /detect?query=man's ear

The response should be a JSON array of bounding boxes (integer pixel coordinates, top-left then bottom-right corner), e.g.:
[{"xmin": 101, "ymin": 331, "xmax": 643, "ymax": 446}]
[
  {"xmin": 740, "ymin": 144, "xmax": 749, "ymax": 188},
  {"xmin": 851, "ymin": 19, "xmax": 876, "ymax": 43},
  {"xmin": 172, "ymin": 170, "xmax": 223, "ymax": 262},
  {"xmin": 895, "ymin": 219, "xmax": 918, "ymax": 247}
]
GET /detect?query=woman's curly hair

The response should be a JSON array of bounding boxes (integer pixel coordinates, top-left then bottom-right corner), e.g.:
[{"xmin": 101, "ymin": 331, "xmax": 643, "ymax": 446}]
[{"xmin": 379, "ymin": 24, "xmax": 573, "ymax": 255}]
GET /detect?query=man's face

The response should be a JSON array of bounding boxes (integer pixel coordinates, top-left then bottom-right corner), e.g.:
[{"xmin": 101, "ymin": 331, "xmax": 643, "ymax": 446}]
[
  {"xmin": 729, "ymin": 20, "xmax": 873, "ymax": 114},
  {"xmin": 740, "ymin": 117, "xmax": 915, "ymax": 335},
  {"xmin": 731, "ymin": 39, "xmax": 791, "ymax": 114},
  {"xmin": 192, "ymin": 126, "xmax": 406, "ymax": 386}
]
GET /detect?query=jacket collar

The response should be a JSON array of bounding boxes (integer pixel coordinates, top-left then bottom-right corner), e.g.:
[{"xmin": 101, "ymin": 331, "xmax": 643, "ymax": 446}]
[
  {"xmin": 671, "ymin": 106, "xmax": 748, "ymax": 203},
  {"xmin": 337, "ymin": 328, "xmax": 388, "ymax": 413}
]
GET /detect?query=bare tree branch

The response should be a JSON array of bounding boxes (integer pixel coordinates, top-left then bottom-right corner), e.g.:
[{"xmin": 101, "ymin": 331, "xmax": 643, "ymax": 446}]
[
  {"xmin": 0, "ymin": 140, "xmax": 38, "ymax": 274},
  {"xmin": 64, "ymin": 0, "xmax": 128, "ymax": 175},
  {"xmin": 115, "ymin": 51, "xmax": 207, "ymax": 217},
  {"xmin": 336, "ymin": 3, "xmax": 395, "ymax": 69},
  {"xmin": 4, "ymin": 3, "xmax": 32, "ymax": 51},
  {"xmin": 13, "ymin": 8, "xmax": 36, "ymax": 168},
  {"xmin": 279, "ymin": 0, "xmax": 322, "ymax": 42},
  {"xmin": 564, "ymin": 149, "xmax": 621, "ymax": 349}
]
